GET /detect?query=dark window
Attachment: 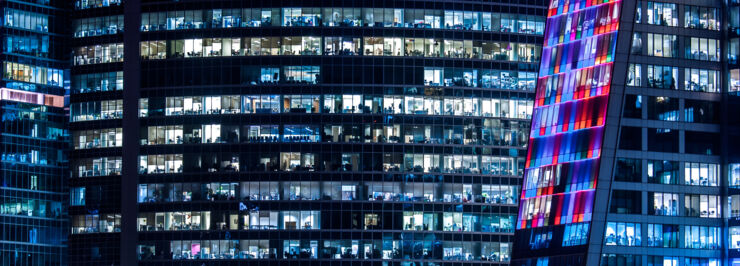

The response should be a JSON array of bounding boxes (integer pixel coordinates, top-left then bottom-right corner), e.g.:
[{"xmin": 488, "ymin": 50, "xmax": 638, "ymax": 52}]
[
  {"xmin": 610, "ymin": 190, "xmax": 641, "ymax": 214},
  {"xmin": 631, "ymin": 33, "xmax": 642, "ymax": 54},
  {"xmin": 685, "ymin": 131, "xmax": 719, "ymax": 155},
  {"xmin": 647, "ymin": 128, "xmax": 678, "ymax": 153},
  {"xmin": 623, "ymin": 94, "xmax": 642, "ymax": 119},
  {"xmin": 684, "ymin": 100, "xmax": 718, "ymax": 123},
  {"xmin": 730, "ymin": 99, "xmax": 740, "ymax": 124},
  {"xmin": 647, "ymin": 65, "xmax": 678, "ymax": 89},
  {"xmin": 619, "ymin": 127, "xmax": 642, "ymax": 150},
  {"xmin": 648, "ymin": 256, "xmax": 676, "ymax": 266},
  {"xmin": 684, "ymin": 257, "xmax": 718, "ymax": 266},
  {"xmin": 647, "ymin": 96, "xmax": 678, "ymax": 121},
  {"xmin": 527, "ymin": 227, "xmax": 553, "ymax": 250},
  {"xmin": 602, "ymin": 254, "xmax": 641, "ymax": 266},
  {"xmin": 647, "ymin": 160, "xmax": 679, "ymax": 184},
  {"xmin": 614, "ymin": 158, "xmax": 641, "ymax": 182}
]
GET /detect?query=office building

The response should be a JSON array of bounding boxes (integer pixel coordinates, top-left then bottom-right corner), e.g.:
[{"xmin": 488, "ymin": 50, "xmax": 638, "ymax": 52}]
[
  {"xmin": 69, "ymin": 0, "xmax": 546, "ymax": 265},
  {"xmin": 0, "ymin": 0, "xmax": 69, "ymax": 264},
  {"xmin": 512, "ymin": 0, "xmax": 739, "ymax": 265}
]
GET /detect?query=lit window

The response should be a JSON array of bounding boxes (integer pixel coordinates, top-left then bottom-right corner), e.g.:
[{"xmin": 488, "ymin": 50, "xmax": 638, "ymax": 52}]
[
  {"xmin": 685, "ymin": 37, "xmax": 720, "ymax": 61},
  {"xmin": 684, "ymin": 226, "xmax": 720, "ymax": 249},
  {"xmin": 646, "ymin": 224, "xmax": 678, "ymax": 247},
  {"xmin": 684, "ymin": 6, "xmax": 720, "ymax": 30},
  {"xmin": 684, "ymin": 68, "xmax": 720, "ymax": 93},
  {"xmin": 626, "ymin": 64, "xmax": 641, "ymax": 86},
  {"xmin": 684, "ymin": 162, "xmax": 719, "ymax": 186},
  {"xmin": 646, "ymin": 33, "xmax": 676, "ymax": 57},
  {"xmin": 604, "ymin": 222, "xmax": 641, "ymax": 246},
  {"xmin": 402, "ymin": 212, "xmax": 437, "ymax": 231},
  {"xmin": 731, "ymin": 227, "xmax": 740, "ymax": 249},
  {"xmin": 649, "ymin": 192, "xmax": 678, "ymax": 216},
  {"xmin": 562, "ymin": 223, "xmax": 589, "ymax": 246},
  {"xmin": 646, "ymin": 65, "xmax": 678, "ymax": 89},
  {"xmin": 646, "ymin": 2, "xmax": 677, "ymax": 26},
  {"xmin": 685, "ymin": 194, "xmax": 720, "ymax": 218},
  {"xmin": 70, "ymin": 187, "xmax": 86, "ymax": 206}
]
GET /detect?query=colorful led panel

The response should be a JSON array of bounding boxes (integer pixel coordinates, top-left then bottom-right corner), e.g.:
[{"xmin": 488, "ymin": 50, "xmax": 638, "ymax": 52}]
[{"xmin": 516, "ymin": 0, "xmax": 621, "ymax": 238}]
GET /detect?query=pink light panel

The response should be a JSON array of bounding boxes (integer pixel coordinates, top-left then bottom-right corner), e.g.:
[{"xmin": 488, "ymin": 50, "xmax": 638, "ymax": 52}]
[{"xmin": 0, "ymin": 88, "xmax": 64, "ymax": 108}]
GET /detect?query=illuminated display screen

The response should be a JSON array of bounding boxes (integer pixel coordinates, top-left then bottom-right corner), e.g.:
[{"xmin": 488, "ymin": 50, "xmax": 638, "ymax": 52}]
[{"xmin": 516, "ymin": 0, "xmax": 621, "ymax": 236}]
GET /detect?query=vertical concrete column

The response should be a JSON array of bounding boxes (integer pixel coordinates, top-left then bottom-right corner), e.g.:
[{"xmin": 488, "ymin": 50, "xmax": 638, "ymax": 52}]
[{"xmin": 121, "ymin": 0, "xmax": 141, "ymax": 264}]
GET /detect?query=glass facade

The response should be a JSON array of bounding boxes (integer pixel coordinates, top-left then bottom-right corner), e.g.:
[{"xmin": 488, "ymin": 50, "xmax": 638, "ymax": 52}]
[
  {"xmin": 729, "ymin": 0, "xmax": 740, "ymax": 263},
  {"xmin": 513, "ymin": 0, "xmax": 736, "ymax": 265},
  {"xmin": 0, "ymin": 0, "xmax": 68, "ymax": 264},
  {"xmin": 69, "ymin": 1, "xmax": 546, "ymax": 265},
  {"xmin": 61, "ymin": 0, "xmax": 740, "ymax": 265},
  {"xmin": 513, "ymin": 0, "xmax": 621, "ymax": 264}
]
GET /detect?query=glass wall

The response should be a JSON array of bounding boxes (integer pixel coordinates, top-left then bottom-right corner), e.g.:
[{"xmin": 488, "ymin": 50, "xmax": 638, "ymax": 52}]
[
  {"xmin": 140, "ymin": 8, "xmax": 545, "ymax": 35},
  {"xmin": 604, "ymin": 222, "xmax": 642, "ymax": 246},
  {"xmin": 73, "ymin": 43, "xmax": 124, "ymax": 65},
  {"xmin": 140, "ymin": 37, "xmax": 541, "ymax": 63}
]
